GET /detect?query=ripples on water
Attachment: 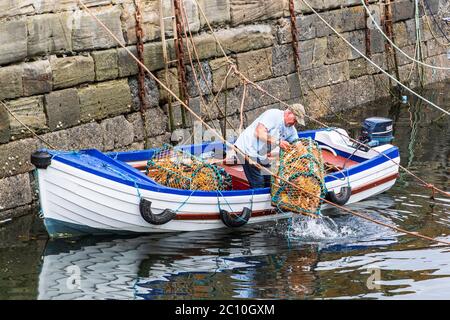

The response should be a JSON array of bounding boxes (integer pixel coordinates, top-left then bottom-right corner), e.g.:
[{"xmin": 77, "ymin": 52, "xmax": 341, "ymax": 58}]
[{"xmin": 0, "ymin": 82, "xmax": 448, "ymax": 300}]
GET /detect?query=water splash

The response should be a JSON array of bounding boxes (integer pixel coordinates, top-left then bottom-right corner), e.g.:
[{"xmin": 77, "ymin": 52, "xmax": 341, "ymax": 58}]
[{"xmin": 287, "ymin": 215, "xmax": 355, "ymax": 241}]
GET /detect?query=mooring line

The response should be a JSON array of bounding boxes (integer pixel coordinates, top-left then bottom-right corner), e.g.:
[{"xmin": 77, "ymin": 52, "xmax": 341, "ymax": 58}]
[
  {"xmin": 0, "ymin": 100, "xmax": 56, "ymax": 150},
  {"xmin": 77, "ymin": 0, "xmax": 450, "ymax": 246},
  {"xmin": 361, "ymin": 0, "xmax": 450, "ymax": 70},
  {"xmin": 190, "ymin": 0, "xmax": 449, "ymax": 197}
]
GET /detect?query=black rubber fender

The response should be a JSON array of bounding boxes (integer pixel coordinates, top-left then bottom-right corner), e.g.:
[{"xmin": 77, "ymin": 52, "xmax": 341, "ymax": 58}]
[
  {"xmin": 326, "ymin": 186, "xmax": 352, "ymax": 206},
  {"xmin": 139, "ymin": 198, "xmax": 177, "ymax": 225},
  {"xmin": 31, "ymin": 150, "xmax": 52, "ymax": 169},
  {"xmin": 219, "ymin": 207, "xmax": 252, "ymax": 228}
]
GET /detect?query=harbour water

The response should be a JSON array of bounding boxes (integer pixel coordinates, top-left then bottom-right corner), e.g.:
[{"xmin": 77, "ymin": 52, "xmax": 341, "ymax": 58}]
[{"xmin": 0, "ymin": 81, "xmax": 448, "ymax": 300}]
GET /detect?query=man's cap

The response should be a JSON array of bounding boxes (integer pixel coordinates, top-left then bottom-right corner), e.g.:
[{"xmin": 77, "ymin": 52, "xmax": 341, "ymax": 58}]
[{"xmin": 289, "ymin": 103, "xmax": 306, "ymax": 126}]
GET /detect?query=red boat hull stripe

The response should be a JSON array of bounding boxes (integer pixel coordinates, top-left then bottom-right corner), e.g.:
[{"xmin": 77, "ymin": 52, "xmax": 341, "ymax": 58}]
[{"xmin": 173, "ymin": 173, "xmax": 399, "ymax": 220}]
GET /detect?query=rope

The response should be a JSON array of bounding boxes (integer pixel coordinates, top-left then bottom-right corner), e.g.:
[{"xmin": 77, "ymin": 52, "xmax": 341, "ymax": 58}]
[
  {"xmin": 421, "ymin": 0, "xmax": 450, "ymax": 46},
  {"xmin": 1, "ymin": 100, "xmax": 57, "ymax": 150},
  {"xmin": 179, "ymin": 3, "xmax": 237, "ymax": 134},
  {"xmin": 238, "ymin": 82, "xmax": 248, "ymax": 133},
  {"xmin": 77, "ymin": 0, "xmax": 450, "ymax": 246},
  {"xmin": 360, "ymin": 0, "xmax": 450, "ymax": 71},
  {"xmin": 193, "ymin": 0, "xmax": 450, "ymax": 196}
]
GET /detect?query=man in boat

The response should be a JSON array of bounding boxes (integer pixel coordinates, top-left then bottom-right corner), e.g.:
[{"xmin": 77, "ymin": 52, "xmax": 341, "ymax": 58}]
[{"xmin": 234, "ymin": 104, "xmax": 306, "ymax": 189}]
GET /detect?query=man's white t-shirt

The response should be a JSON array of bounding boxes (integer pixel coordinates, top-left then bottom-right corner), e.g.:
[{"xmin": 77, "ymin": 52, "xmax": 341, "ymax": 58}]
[{"xmin": 234, "ymin": 109, "xmax": 298, "ymax": 161}]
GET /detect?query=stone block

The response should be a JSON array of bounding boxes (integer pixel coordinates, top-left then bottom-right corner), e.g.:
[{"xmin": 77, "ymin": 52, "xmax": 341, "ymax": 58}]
[
  {"xmin": 101, "ymin": 116, "xmax": 135, "ymax": 151},
  {"xmin": 0, "ymin": 19, "xmax": 27, "ymax": 66},
  {"xmin": 304, "ymin": 85, "xmax": 332, "ymax": 118},
  {"xmin": 8, "ymin": 96, "xmax": 47, "ymax": 139},
  {"xmin": 392, "ymin": 0, "xmax": 414, "ymax": 22},
  {"xmin": 186, "ymin": 61, "xmax": 213, "ymax": 97},
  {"xmin": 0, "ymin": 65, "xmax": 24, "ymax": 100},
  {"xmin": 370, "ymin": 30, "xmax": 385, "ymax": 54},
  {"xmin": 218, "ymin": 25, "xmax": 273, "ymax": 55},
  {"xmin": 367, "ymin": 4, "xmax": 382, "ymax": 30},
  {"xmin": 92, "ymin": 49, "xmax": 119, "ymax": 81},
  {"xmin": 244, "ymin": 76, "xmax": 289, "ymax": 111},
  {"xmin": 128, "ymin": 76, "xmax": 159, "ymax": 112},
  {"xmin": 326, "ymin": 35, "xmax": 350, "ymax": 64},
  {"xmin": 27, "ymin": 13, "xmax": 73, "ymax": 57},
  {"xmin": 303, "ymin": 61, "xmax": 349, "ymax": 89},
  {"xmin": 393, "ymin": 22, "xmax": 409, "ymax": 48},
  {"xmin": 330, "ymin": 80, "xmax": 355, "ymax": 112},
  {"xmin": 44, "ymin": 88, "xmax": 81, "ymax": 130},
  {"xmin": 191, "ymin": 33, "xmax": 220, "ymax": 60},
  {"xmin": 349, "ymin": 57, "xmax": 368, "ymax": 78},
  {"xmin": 0, "ymin": 0, "xmax": 35, "ymax": 19},
  {"xmin": 272, "ymin": 44, "xmax": 296, "ymax": 77},
  {"xmin": 230, "ymin": 0, "xmax": 285, "ymax": 26},
  {"xmin": 352, "ymin": 75, "xmax": 376, "ymax": 105},
  {"xmin": 121, "ymin": 0, "xmax": 160, "ymax": 44},
  {"xmin": 51, "ymin": 55, "xmax": 95, "ymax": 89},
  {"xmin": 0, "ymin": 107, "xmax": 10, "ymax": 144},
  {"xmin": 298, "ymin": 37, "xmax": 328, "ymax": 70},
  {"xmin": 156, "ymin": 68, "xmax": 180, "ymax": 102},
  {"xmin": 198, "ymin": 0, "xmax": 231, "ymax": 26},
  {"xmin": 146, "ymin": 133, "xmax": 171, "ymax": 149},
  {"xmin": 144, "ymin": 41, "xmax": 166, "ymax": 71},
  {"xmin": 78, "ymin": 79, "xmax": 132, "ymax": 122},
  {"xmin": 0, "ymin": 138, "xmax": 38, "ymax": 178},
  {"xmin": 397, "ymin": 45, "xmax": 416, "ymax": 66},
  {"xmin": 209, "ymin": 57, "xmax": 240, "ymax": 93},
  {"xmin": 160, "ymin": 0, "xmax": 200, "ymax": 35},
  {"xmin": 126, "ymin": 112, "xmax": 145, "ymax": 142},
  {"xmin": 287, "ymin": 73, "xmax": 301, "ymax": 100},
  {"xmin": 366, "ymin": 53, "xmax": 387, "ymax": 74},
  {"xmin": 237, "ymin": 48, "xmax": 273, "ymax": 82},
  {"xmin": 0, "ymin": 174, "xmax": 32, "ymax": 211},
  {"xmin": 38, "ymin": 122, "xmax": 104, "ymax": 150},
  {"xmin": 22, "ymin": 60, "xmax": 52, "ymax": 96},
  {"xmin": 118, "ymin": 46, "xmax": 139, "ymax": 77},
  {"xmin": 347, "ymin": 30, "xmax": 366, "ymax": 60},
  {"xmin": 134, "ymin": 107, "xmax": 168, "ymax": 137},
  {"xmin": 298, "ymin": 14, "xmax": 321, "ymax": 40},
  {"xmin": 72, "ymin": 7, "xmax": 125, "ymax": 51}
]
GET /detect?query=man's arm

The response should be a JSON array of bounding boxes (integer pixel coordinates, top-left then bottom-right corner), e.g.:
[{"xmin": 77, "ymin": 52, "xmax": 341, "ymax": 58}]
[{"xmin": 254, "ymin": 123, "xmax": 290, "ymax": 150}]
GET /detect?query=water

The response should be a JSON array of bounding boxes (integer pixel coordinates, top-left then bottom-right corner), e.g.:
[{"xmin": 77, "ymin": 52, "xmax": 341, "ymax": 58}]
[{"xmin": 0, "ymin": 81, "xmax": 449, "ymax": 300}]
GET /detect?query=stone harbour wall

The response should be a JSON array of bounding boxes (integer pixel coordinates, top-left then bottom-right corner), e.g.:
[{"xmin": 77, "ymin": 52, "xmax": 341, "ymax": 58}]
[{"xmin": 0, "ymin": 0, "xmax": 449, "ymax": 218}]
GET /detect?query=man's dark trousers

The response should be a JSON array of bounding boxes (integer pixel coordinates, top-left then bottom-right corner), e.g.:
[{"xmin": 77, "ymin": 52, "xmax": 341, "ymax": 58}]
[{"xmin": 242, "ymin": 159, "xmax": 271, "ymax": 189}]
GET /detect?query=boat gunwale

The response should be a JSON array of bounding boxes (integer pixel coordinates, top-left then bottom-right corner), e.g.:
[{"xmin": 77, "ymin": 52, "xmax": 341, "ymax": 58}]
[{"xmin": 45, "ymin": 132, "xmax": 400, "ymax": 198}]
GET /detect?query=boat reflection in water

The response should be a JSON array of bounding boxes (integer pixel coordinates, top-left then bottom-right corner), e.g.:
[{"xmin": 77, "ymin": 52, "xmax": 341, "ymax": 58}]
[
  {"xmin": 38, "ymin": 193, "xmax": 403, "ymax": 300},
  {"xmin": 38, "ymin": 227, "xmax": 320, "ymax": 300}
]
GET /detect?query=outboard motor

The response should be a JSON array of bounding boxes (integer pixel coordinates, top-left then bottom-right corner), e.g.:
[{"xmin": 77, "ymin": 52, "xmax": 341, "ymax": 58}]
[{"xmin": 359, "ymin": 117, "xmax": 394, "ymax": 147}]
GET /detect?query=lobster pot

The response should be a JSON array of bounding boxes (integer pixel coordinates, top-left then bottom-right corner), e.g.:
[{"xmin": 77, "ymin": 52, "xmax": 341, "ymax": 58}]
[
  {"xmin": 146, "ymin": 145, "xmax": 232, "ymax": 191},
  {"xmin": 271, "ymin": 138, "xmax": 326, "ymax": 216}
]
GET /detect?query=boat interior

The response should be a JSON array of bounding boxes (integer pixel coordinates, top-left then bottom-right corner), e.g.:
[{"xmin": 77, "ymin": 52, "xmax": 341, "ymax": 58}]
[{"xmin": 122, "ymin": 143, "xmax": 360, "ymax": 191}]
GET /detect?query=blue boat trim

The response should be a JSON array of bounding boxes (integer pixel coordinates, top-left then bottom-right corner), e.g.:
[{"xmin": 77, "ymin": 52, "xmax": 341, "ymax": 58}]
[
  {"xmin": 44, "ymin": 218, "xmax": 141, "ymax": 238},
  {"xmin": 44, "ymin": 129, "xmax": 399, "ymax": 197}
]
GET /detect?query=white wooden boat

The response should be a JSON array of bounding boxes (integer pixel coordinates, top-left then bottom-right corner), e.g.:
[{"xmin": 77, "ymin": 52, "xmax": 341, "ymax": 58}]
[{"xmin": 31, "ymin": 127, "xmax": 400, "ymax": 238}]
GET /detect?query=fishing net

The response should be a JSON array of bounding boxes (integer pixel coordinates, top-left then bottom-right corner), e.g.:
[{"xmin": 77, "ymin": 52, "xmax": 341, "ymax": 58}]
[
  {"xmin": 271, "ymin": 138, "xmax": 326, "ymax": 216},
  {"xmin": 146, "ymin": 144, "xmax": 232, "ymax": 191}
]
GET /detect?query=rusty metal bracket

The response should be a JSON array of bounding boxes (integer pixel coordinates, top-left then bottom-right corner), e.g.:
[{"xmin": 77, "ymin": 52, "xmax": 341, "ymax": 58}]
[
  {"xmin": 288, "ymin": 0, "xmax": 305, "ymax": 104},
  {"xmin": 134, "ymin": 0, "xmax": 148, "ymax": 112},
  {"xmin": 382, "ymin": 0, "xmax": 401, "ymax": 86},
  {"xmin": 364, "ymin": 0, "xmax": 372, "ymax": 58}
]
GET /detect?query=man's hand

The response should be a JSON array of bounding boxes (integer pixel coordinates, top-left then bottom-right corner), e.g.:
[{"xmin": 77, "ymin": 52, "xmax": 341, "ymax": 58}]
[{"xmin": 279, "ymin": 140, "xmax": 291, "ymax": 150}]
